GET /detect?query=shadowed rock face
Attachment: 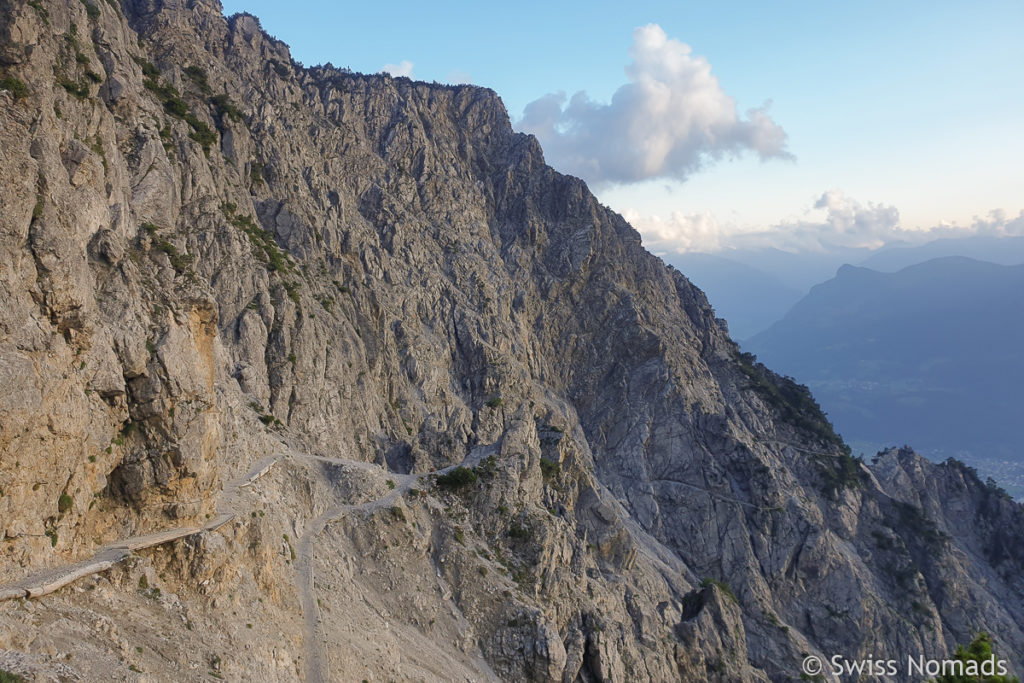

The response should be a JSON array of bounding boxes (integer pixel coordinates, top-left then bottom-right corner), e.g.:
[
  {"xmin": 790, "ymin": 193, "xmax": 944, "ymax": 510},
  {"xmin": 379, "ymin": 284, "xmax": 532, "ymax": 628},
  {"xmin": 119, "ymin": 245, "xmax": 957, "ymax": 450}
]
[{"xmin": 0, "ymin": 0, "xmax": 1022, "ymax": 680}]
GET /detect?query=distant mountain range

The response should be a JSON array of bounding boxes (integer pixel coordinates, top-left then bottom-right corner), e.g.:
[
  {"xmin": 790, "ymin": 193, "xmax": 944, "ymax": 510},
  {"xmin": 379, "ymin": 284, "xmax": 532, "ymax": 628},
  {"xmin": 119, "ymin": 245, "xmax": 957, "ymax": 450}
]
[
  {"xmin": 858, "ymin": 234, "xmax": 1024, "ymax": 272},
  {"xmin": 668, "ymin": 234, "xmax": 1024, "ymax": 341},
  {"xmin": 743, "ymin": 257, "xmax": 1024, "ymax": 492}
]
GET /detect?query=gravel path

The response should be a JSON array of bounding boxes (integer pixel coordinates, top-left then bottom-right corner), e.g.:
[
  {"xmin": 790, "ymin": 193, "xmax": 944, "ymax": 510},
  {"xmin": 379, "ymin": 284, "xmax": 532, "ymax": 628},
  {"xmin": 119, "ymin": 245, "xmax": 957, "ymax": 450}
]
[{"xmin": 0, "ymin": 454, "xmax": 278, "ymax": 601}]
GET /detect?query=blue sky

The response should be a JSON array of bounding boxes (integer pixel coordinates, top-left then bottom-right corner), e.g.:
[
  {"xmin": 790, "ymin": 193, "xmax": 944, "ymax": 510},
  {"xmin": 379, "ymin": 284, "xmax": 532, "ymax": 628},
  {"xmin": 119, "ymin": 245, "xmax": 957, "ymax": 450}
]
[{"xmin": 221, "ymin": 0, "xmax": 1024, "ymax": 254}]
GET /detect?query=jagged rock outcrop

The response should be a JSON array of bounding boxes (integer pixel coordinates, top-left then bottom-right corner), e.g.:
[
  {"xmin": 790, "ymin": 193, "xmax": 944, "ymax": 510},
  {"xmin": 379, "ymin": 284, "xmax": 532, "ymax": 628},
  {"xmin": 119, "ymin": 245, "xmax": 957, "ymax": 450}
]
[{"xmin": 0, "ymin": 0, "xmax": 1022, "ymax": 680}]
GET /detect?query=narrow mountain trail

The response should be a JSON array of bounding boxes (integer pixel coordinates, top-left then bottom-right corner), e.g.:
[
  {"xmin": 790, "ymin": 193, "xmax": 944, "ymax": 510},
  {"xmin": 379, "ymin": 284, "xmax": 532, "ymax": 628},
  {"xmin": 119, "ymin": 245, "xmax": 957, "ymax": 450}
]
[
  {"xmin": 762, "ymin": 439, "xmax": 854, "ymax": 459},
  {"xmin": 0, "ymin": 442, "xmax": 488, "ymax": 683},
  {"xmin": 0, "ymin": 443, "xmax": 752, "ymax": 683},
  {"xmin": 0, "ymin": 450, "xmax": 417, "ymax": 605},
  {"xmin": 295, "ymin": 470, "xmax": 420, "ymax": 683},
  {"xmin": 292, "ymin": 448, "xmax": 777, "ymax": 683},
  {"xmin": 0, "ymin": 454, "xmax": 279, "ymax": 602},
  {"xmin": 649, "ymin": 476, "xmax": 782, "ymax": 511},
  {"xmin": 293, "ymin": 450, "xmax": 488, "ymax": 683}
]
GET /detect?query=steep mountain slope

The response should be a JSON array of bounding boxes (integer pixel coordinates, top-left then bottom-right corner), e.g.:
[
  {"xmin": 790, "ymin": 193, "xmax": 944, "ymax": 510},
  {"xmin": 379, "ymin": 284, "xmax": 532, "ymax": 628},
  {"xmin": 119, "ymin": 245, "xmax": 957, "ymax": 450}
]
[
  {"xmin": 0, "ymin": 1, "xmax": 1022, "ymax": 681},
  {"xmin": 746, "ymin": 258, "xmax": 1024, "ymax": 481}
]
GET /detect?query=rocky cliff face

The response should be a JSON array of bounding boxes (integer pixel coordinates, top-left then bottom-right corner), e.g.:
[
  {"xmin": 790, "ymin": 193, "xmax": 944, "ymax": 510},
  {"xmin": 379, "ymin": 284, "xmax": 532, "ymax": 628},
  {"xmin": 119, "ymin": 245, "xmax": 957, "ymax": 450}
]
[{"xmin": 0, "ymin": 0, "xmax": 1022, "ymax": 680}]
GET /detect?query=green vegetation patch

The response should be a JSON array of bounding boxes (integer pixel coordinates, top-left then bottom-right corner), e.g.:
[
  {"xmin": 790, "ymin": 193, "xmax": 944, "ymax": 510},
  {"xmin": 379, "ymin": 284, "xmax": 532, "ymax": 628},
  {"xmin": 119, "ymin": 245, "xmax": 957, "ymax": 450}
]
[
  {"xmin": 184, "ymin": 65, "xmax": 211, "ymax": 95},
  {"xmin": 142, "ymin": 73, "xmax": 219, "ymax": 153},
  {"xmin": 186, "ymin": 116, "xmax": 217, "ymax": 153},
  {"xmin": 155, "ymin": 239, "xmax": 193, "ymax": 273},
  {"xmin": 249, "ymin": 160, "xmax": 264, "ymax": 185},
  {"xmin": 0, "ymin": 76, "xmax": 28, "ymax": 100},
  {"xmin": 231, "ymin": 214, "xmax": 290, "ymax": 273},
  {"xmin": 144, "ymin": 77, "xmax": 185, "ymax": 114},
  {"xmin": 934, "ymin": 632, "xmax": 1019, "ymax": 682},
  {"xmin": 80, "ymin": 0, "xmax": 101, "ymax": 20},
  {"xmin": 28, "ymin": 0, "xmax": 49, "ymax": 25},
  {"xmin": 268, "ymin": 59, "xmax": 290, "ymax": 79},
  {"xmin": 894, "ymin": 501, "xmax": 949, "ymax": 550},
  {"xmin": 474, "ymin": 455, "xmax": 497, "ymax": 480},
  {"xmin": 436, "ymin": 466, "xmax": 478, "ymax": 490},
  {"xmin": 57, "ymin": 73, "xmax": 90, "ymax": 100},
  {"xmin": 539, "ymin": 458, "xmax": 560, "ymax": 480},
  {"xmin": 700, "ymin": 577, "xmax": 738, "ymax": 604},
  {"xmin": 945, "ymin": 457, "xmax": 1014, "ymax": 501},
  {"xmin": 508, "ymin": 522, "xmax": 532, "ymax": 541},
  {"xmin": 734, "ymin": 350, "xmax": 843, "ymax": 447},
  {"xmin": 210, "ymin": 94, "xmax": 244, "ymax": 123},
  {"xmin": 818, "ymin": 451, "xmax": 865, "ymax": 499},
  {"xmin": 132, "ymin": 55, "xmax": 160, "ymax": 80},
  {"xmin": 282, "ymin": 280, "xmax": 301, "ymax": 304}
]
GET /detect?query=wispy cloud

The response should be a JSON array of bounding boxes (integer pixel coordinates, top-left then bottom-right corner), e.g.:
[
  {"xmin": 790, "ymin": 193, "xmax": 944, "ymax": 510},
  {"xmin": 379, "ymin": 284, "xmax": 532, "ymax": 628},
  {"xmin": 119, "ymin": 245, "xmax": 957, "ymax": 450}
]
[
  {"xmin": 382, "ymin": 60, "xmax": 414, "ymax": 78},
  {"xmin": 516, "ymin": 24, "xmax": 790, "ymax": 187},
  {"xmin": 628, "ymin": 190, "xmax": 1024, "ymax": 254},
  {"xmin": 446, "ymin": 69, "xmax": 472, "ymax": 85}
]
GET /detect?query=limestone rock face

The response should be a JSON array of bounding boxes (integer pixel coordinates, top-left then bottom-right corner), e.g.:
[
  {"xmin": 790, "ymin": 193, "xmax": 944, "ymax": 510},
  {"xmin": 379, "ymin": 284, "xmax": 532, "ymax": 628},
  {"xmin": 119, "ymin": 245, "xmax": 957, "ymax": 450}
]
[{"xmin": 0, "ymin": 0, "xmax": 1022, "ymax": 680}]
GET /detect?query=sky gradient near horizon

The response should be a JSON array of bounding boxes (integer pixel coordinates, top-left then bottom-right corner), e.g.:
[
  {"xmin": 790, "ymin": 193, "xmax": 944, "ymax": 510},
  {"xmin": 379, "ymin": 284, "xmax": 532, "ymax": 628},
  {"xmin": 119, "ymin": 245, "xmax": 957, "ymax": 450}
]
[{"xmin": 219, "ymin": 0, "xmax": 1024, "ymax": 255}]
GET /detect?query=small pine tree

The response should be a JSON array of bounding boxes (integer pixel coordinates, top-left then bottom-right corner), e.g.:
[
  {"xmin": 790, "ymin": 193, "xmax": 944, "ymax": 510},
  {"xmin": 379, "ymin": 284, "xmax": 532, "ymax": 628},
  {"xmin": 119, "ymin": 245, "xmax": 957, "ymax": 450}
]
[{"xmin": 933, "ymin": 633, "xmax": 1019, "ymax": 683}]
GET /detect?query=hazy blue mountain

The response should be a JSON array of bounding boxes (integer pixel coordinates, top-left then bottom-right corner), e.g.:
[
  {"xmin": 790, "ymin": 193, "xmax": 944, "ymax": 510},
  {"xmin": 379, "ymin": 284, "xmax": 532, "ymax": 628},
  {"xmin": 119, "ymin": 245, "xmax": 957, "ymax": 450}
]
[
  {"xmin": 671, "ymin": 235, "xmax": 1024, "ymax": 340},
  {"xmin": 703, "ymin": 246, "xmax": 872, "ymax": 293},
  {"xmin": 744, "ymin": 257, "xmax": 1024, "ymax": 491},
  {"xmin": 662, "ymin": 253, "xmax": 803, "ymax": 339},
  {"xmin": 859, "ymin": 235, "xmax": 1024, "ymax": 272}
]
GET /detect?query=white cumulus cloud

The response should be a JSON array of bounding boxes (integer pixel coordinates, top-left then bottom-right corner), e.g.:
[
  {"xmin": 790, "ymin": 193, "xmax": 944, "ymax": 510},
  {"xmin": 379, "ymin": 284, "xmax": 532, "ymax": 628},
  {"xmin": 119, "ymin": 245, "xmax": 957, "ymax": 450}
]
[
  {"xmin": 628, "ymin": 190, "xmax": 1024, "ymax": 255},
  {"xmin": 382, "ymin": 60, "xmax": 414, "ymax": 78},
  {"xmin": 637, "ymin": 190, "xmax": 901, "ymax": 253},
  {"xmin": 928, "ymin": 208, "xmax": 1024, "ymax": 240},
  {"xmin": 517, "ymin": 24, "xmax": 790, "ymax": 186},
  {"xmin": 623, "ymin": 208, "xmax": 727, "ymax": 253},
  {"xmin": 800, "ymin": 189, "xmax": 902, "ymax": 250}
]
